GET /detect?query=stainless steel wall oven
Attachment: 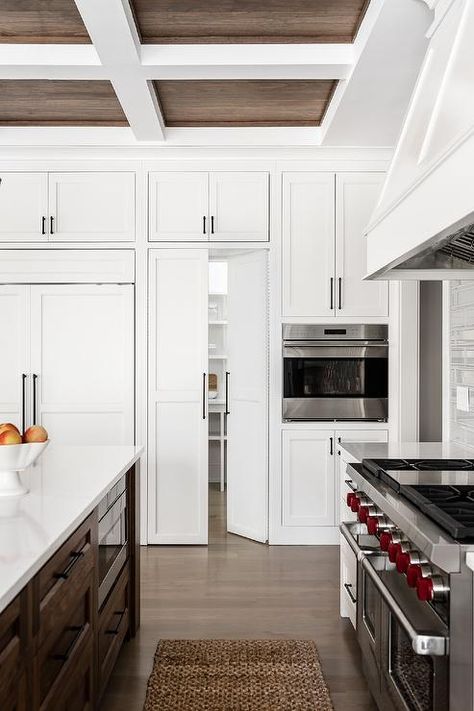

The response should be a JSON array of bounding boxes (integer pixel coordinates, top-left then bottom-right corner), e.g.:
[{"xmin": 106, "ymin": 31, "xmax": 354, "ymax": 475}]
[{"xmin": 282, "ymin": 324, "xmax": 388, "ymax": 421}]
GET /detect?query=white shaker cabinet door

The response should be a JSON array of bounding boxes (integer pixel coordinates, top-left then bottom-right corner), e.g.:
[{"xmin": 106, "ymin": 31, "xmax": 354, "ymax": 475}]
[
  {"xmin": 29, "ymin": 284, "xmax": 134, "ymax": 444},
  {"xmin": 282, "ymin": 430, "xmax": 335, "ymax": 527},
  {"xmin": 209, "ymin": 172, "xmax": 269, "ymax": 242},
  {"xmin": 336, "ymin": 173, "xmax": 388, "ymax": 317},
  {"xmin": 48, "ymin": 172, "xmax": 136, "ymax": 242},
  {"xmin": 282, "ymin": 173, "xmax": 335, "ymax": 317},
  {"xmin": 148, "ymin": 249, "xmax": 208, "ymax": 544},
  {"xmin": 0, "ymin": 286, "xmax": 29, "ymax": 430},
  {"xmin": 226, "ymin": 250, "xmax": 269, "ymax": 542},
  {"xmin": 149, "ymin": 172, "xmax": 209, "ymax": 241},
  {"xmin": 0, "ymin": 173, "xmax": 48, "ymax": 242}
]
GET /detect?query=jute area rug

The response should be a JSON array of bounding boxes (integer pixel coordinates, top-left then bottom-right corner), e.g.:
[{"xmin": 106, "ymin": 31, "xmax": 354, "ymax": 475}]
[{"xmin": 143, "ymin": 639, "xmax": 334, "ymax": 710}]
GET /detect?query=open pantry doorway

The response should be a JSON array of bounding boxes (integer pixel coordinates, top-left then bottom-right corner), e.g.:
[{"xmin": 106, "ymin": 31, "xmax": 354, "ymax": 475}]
[{"xmin": 208, "ymin": 249, "xmax": 269, "ymax": 544}]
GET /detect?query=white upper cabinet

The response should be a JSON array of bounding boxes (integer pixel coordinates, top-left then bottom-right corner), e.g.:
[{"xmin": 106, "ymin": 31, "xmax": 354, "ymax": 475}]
[
  {"xmin": 149, "ymin": 172, "xmax": 208, "ymax": 241},
  {"xmin": 282, "ymin": 171, "xmax": 387, "ymax": 319},
  {"xmin": 0, "ymin": 172, "xmax": 135, "ymax": 242},
  {"xmin": 48, "ymin": 172, "xmax": 135, "ymax": 242},
  {"xmin": 282, "ymin": 173, "xmax": 335, "ymax": 318},
  {"xmin": 148, "ymin": 170, "xmax": 269, "ymax": 242},
  {"xmin": 0, "ymin": 173, "xmax": 48, "ymax": 242},
  {"xmin": 209, "ymin": 172, "xmax": 269, "ymax": 242},
  {"xmin": 336, "ymin": 173, "xmax": 388, "ymax": 318}
]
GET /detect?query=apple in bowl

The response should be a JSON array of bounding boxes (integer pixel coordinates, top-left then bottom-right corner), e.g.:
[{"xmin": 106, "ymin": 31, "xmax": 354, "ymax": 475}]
[{"xmin": 0, "ymin": 423, "xmax": 49, "ymax": 496}]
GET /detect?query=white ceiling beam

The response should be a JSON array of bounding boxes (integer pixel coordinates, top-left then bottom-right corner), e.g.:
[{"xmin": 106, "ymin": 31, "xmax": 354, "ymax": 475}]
[
  {"xmin": 0, "ymin": 44, "xmax": 105, "ymax": 79},
  {"xmin": 140, "ymin": 44, "xmax": 353, "ymax": 80},
  {"xmin": 73, "ymin": 0, "xmax": 165, "ymax": 141}
]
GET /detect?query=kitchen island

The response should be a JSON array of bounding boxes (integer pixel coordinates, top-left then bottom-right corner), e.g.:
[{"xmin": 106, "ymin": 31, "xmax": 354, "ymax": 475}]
[{"xmin": 0, "ymin": 444, "xmax": 143, "ymax": 710}]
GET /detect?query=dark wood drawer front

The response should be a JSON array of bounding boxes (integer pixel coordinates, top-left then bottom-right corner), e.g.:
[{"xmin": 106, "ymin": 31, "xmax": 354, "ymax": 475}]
[
  {"xmin": 98, "ymin": 564, "xmax": 129, "ymax": 697},
  {"xmin": 37, "ymin": 514, "xmax": 96, "ymax": 649},
  {"xmin": 0, "ymin": 593, "xmax": 29, "ymax": 710},
  {"xmin": 40, "ymin": 637, "xmax": 94, "ymax": 711}
]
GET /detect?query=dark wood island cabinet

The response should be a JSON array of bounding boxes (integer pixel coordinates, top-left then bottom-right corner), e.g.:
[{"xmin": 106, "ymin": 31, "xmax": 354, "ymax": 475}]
[{"xmin": 0, "ymin": 463, "xmax": 140, "ymax": 711}]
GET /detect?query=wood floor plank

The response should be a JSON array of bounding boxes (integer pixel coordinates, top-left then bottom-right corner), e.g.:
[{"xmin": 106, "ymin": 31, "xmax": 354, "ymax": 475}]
[{"xmin": 100, "ymin": 488, "xmax": 377, "ymax": 710}]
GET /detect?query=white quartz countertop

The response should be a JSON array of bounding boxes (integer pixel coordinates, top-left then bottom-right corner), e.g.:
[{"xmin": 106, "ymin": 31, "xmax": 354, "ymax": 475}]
[
  {"xmin": 0, "ymin": 444, "xmax": 143, "ymax": 614},
  {"xmin": 339, "ymin": 440, "xmax": 474, "ymax": 463}
]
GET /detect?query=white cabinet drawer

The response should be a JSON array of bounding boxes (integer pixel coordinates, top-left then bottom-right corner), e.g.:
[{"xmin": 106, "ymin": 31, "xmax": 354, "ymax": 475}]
[{"xmin": 340, "ymin": 533, "xmax": 357, "ymax": 628}]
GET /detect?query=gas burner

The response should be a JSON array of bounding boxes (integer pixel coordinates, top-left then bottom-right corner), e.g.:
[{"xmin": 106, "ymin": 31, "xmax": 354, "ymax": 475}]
[
  {"xmin": 401, "ymin": 484, "xmax": 474, "ymax": 539},
  {"xmin": 410, "ymin": 459, "xmax": 474, "ymax": 471}
]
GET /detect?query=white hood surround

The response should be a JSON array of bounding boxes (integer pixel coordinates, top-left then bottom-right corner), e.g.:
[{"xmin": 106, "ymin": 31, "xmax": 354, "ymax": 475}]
[{"xmin": 365, "ymin": 0, "xmax": 474, "ymax": 279}]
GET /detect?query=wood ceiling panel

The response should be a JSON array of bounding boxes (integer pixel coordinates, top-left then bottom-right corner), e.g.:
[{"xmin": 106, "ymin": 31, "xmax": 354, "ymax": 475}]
[
  {"xmin": 132, "ymin": 0, "xmax": 370, "ymax": 44},
  {"xmin": 154, "ymin": 80, "xmax": 337, "ymax": 127},
  {"xmin": 0, "ymin": 81, "xmax": 128, "ymax": 126},
  {"xmin": 0, "ymin": 0, "xmax": 90, "ymax": 43}
]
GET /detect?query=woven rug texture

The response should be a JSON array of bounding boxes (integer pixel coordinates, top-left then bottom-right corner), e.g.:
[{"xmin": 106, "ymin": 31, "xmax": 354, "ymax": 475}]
[{"xmin": 143, "ymin": 639, "xmax": 334, "ymax": 711}]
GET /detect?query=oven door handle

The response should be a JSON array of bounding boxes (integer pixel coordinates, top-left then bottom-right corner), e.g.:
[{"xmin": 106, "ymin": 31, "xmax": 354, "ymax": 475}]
[
  {"xmin": 360, "ymin": 554, "xmax": 449, "ymax": 657},
  {"xmin": 283, "ymin": 345, "xmax": 388, "ymax": 359}
]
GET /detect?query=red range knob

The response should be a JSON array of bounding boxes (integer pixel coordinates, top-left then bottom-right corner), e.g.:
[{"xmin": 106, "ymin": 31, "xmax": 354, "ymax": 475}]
[
  {"xmin": 388, "ymin": 542, "xmax": 401, "ymax": 563},
  {"xmin": 358, "ymin": 506, "xmax": 370, "ymax": 523},
  {"xmin": 396, "ymin": 551, "xmax": 411, "ymax": 574},
  {"xmin": 366, "ymin": 516, "xmax": 379, "ymax": 535},
  {"xmin": 350, "ymin": 496, "xmax": 361, "ymax": 512},
  {"xmin": 417, "ymin": 576, "xmax": 434, "ymax": 602},
  {"xmin": 380, "ymin": 532, "xmax": 392, "ymax": 551},
  {"xmin": 346, "ymin": 492, "xmax": 356, "ymax": 507},
  {"xmin": 406, "ymin": 564, "xmax": 422, "ymax": 588}
]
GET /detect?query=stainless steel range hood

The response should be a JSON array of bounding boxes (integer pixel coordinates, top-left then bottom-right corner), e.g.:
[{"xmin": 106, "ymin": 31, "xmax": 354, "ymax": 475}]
[{"xmin": 365, "ymin": 0, "xmax": 474, "ymax": 281}]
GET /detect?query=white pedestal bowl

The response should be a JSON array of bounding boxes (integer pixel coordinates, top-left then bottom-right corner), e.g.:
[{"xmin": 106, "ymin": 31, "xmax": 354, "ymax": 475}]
[{"xmin": 0, "ymin": 441, "xmax": 49, "ymax": 497}]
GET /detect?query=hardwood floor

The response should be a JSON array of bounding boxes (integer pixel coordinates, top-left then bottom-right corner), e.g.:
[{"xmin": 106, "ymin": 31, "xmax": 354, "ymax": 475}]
[{"xmin": 100, "ymin": 486, "xmax": 377, "ymax": 710}]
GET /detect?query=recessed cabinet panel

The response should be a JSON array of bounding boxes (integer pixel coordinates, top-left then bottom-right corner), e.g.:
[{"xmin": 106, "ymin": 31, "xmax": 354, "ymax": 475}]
[
  {"xmin": 29, "ymin": 284, "xmax": 134, "ymax": 444},
  {"xmin": 0, "ymin": 172, "xmax": 48, "ymax": 241},
  {"xmin": 336, "ymin": 173, "xmax": 388, "ymax": 317},
  {"xmin": 209, "ymin": 172, "xmax": 269, "ymax": 242},
  {"xmin": 48, "ymin": 172, "xmax": 135, "ymax": 242},
  {"xmin": 282, "ymin": 173, "xmax": 335, "ymax": 317},
  {"xmin": 0, "ymin": 287, "xmax": 28, "ymax": 429},
  {"xmin": 282, "ymin": 430, "xmax": 335, "ymax": 527},
  {"xmin": 148, "ymin": 172, "xmax": 208, "ymax": 241}
]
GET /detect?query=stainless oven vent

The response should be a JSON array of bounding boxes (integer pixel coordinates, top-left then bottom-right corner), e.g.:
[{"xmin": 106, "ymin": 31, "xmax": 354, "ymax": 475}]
[{"xmin": 394, "ymin": 221, "xmax": 474, "ymax": 270}]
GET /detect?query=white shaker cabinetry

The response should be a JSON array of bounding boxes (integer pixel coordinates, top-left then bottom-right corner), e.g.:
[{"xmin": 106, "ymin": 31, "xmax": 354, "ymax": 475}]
[
  {"xmin": 282, "ymin": 171, "xmax": 388, "ymax": 318},
  {"xmin": 282, "ymin": 430, "xmax": 335, "ymax": 527},
  {"xmin": 0, "ymin": 283, "xmax": 134, "ymax": 443},
  {"xmin": 335, "ymin": 173, "xmax": 388, "ymax": 317},
  {"xmin": 148, "ymin": 171, "xmax": 269, "ymax": 242},
  {"xmin": 0, "ymin": 172, "xmax": 136, "ymax": 242},
  {"xmin": 148, "ymin": 249, "xmax": 209, "ymax": 545},
  {"xmin": 0, "ymin": 173, "xmax": 48, "ymax": 242}
]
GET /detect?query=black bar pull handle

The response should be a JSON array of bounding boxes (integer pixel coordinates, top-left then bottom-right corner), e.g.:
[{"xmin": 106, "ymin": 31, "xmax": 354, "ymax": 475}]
[
  {"xmin": 225, "ymin": 371, "xmax": 230, "ymax": 416},
  {"xmin": 21, "ymin": 374, "xmax": 27, "ymax": 433},
  {"xmin": 344, "ymin": 582, "xmax": 357, "ymax": 604},
  {"xmin": 53, "ymin": 550, "xmax": 85, "ymax": 581},
  {"xmin": 32, "ymin": 373, "xmax": 38, "ymax": 425},
  {"xmin": 211, "ymin": 215, "xmax": 215, "ymax": 234},
  {"xmin": 41, "ymin": 216, "xmax": 46, "ymax": 235},
  {"xmin": 50, "ymin": 215, "xmax": 54, "ymax": 234},
  {"xmin": 202, "ymin": 373, "xmax": 207, "ymax": 420},
  {"xmin": 106, "ymin": 610, "xmax": 126, "ymax": 635},
  {"xmin": 203, "ymin": 215, "xmax": 206, "ymax": 234},
  {"xmin": 330, "ymin": 278, "xmax": 334, "ymax": 310},
  {"xmin": 50, "ymin": 624, "xmax": 85, "ymax": 662},
  {"xmin": 338, "ymin": 277, "xmax": 342, "ymax": 310},
  {"xmin": 329, "ymin": 436, "xmax": 334, "ymax": 456}
]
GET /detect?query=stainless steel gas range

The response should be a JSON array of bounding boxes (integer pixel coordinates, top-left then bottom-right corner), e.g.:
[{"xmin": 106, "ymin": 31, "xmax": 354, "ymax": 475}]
[{"xmin": 341, "ymin": 457, "xmax": 474, "ymax": 711}]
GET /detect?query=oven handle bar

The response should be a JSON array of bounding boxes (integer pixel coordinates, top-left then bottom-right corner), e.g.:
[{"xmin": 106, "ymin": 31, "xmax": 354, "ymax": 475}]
[
  {"xmin": 360, "ymin": 554, "xmax": 449, "ymax": 657},
  {"xmin": 283, "ymin": 345, "xmax": 388, "ymax": 359}
]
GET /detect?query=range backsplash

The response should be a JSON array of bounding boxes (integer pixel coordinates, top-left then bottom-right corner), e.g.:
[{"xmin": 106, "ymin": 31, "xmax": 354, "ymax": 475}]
[{"xmin": 450, "ymin": 281, "xmax": 474, "ymax": 448}]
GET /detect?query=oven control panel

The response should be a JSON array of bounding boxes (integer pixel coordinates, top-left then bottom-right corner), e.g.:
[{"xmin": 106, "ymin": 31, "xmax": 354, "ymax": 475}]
[{"xmin": 346, "ymin": 491, "xmax": 450, "ymax": 603}]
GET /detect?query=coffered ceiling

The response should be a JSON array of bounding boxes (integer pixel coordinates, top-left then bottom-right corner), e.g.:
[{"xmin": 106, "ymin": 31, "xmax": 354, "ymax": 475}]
[{"xmin": 0, "ymin": 0, "xmax": 431, "ymax": 145}]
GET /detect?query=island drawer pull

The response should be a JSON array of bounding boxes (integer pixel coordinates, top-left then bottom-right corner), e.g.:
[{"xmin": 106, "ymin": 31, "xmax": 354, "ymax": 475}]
[
  {"xmin": 105, "ymin": 609, "xmax": 126, "ymax": 635},
  {"xmin": 53, "ymin": 550, "xmax": 85, "ymax": 580},
  {"xmin": 50, "ymin": 624, "xmax": 85, "ymax": 662}
]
